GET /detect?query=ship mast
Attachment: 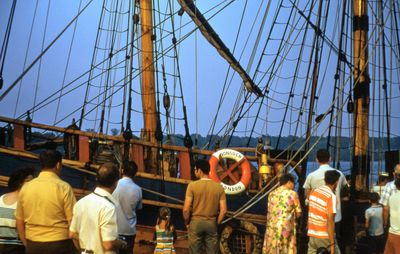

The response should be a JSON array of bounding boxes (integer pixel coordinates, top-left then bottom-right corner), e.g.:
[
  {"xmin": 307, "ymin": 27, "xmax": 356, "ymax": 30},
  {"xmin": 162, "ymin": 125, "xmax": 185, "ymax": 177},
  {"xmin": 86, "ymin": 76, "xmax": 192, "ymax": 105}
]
[
  {"xmin": 352, "ymin": 0, "xmax": 370, "ymax": 192},
  {"xmin": 140, "ymin": 0, "xmax": 158, "ymax": 172}
]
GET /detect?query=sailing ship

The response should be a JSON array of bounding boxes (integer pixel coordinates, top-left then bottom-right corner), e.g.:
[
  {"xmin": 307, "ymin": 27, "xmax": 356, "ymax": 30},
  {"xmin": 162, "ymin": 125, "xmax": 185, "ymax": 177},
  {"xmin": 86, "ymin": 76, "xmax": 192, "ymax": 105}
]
[{"xmin": 0, "ymin": 0, "xmax": 399, "ymax": 253}]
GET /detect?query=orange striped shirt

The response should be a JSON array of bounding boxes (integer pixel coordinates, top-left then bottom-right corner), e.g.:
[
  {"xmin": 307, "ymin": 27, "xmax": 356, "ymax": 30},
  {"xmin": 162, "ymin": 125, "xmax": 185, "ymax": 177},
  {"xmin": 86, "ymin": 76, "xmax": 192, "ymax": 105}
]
[{"xmin": 307, "ymin": 185, "xmax": 336, "ymax": 239}]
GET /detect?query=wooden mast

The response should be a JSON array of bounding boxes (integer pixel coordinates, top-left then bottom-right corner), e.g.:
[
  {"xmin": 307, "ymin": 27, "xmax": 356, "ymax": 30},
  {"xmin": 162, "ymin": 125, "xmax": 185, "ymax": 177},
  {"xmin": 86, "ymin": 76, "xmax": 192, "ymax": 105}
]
[
  {"xmin": 140, "ymin": 0, "xmax": 158, "ymax": 173},
  {"xmin": 352, "ymin": 0, "xmax": 370, "ymax": 191}
]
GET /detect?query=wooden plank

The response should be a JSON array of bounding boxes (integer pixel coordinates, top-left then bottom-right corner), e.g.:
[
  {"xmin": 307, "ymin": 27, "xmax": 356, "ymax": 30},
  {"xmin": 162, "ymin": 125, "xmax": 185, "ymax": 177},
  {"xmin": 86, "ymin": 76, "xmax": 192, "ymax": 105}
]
[
  {"xmin": 78, "ymin": 136, "xmax": 90, "ymax": 162},
  {"xmin": 131, "ymin": 144, "xmax": 145, "ymax": 173},
  {"xmin": 0, "ymin": 146, "xmax": 97, "ymax": 175},
  {"xmin": 13, "ymin": 124, "xmax": 25, "ymax": 150},
  {"xmin": 178, "ymin": 151, "xmax": 192, "ymax": 180},
  {"xmin": 0, "ymin": 116, "xmax": 209, "ymax": 155}
]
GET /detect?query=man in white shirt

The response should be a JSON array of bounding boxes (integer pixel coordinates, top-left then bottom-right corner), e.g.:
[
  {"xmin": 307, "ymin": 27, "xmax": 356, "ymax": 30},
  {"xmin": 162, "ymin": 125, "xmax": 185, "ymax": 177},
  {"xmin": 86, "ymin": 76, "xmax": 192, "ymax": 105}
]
[
  {"xmin": 69, "ymin": 163, "xmax": 127, "ymax": 254},
  {"xmin": 383, "ymin": 173, "xmax": 400, "ymax": 253},
  {"xmin": 379, "ymin": 164, "xmax": 400, "ymax": 206},
  {"xmin": 113, "ymin": 161, "xmax": 143, "ymax": 254},
  {"xmin": 303, "ymin": 149, "xmax": 348, "ymax": 251}
]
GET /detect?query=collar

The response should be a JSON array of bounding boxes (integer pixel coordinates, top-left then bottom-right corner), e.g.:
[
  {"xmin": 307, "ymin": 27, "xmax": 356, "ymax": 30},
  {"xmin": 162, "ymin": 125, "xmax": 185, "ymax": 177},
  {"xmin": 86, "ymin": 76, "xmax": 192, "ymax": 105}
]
[
  {"xmin": 122, "ymin": 176, "xmax": 134, "ymax": 182},
  {"xmin": 318, "ymin": 164, "xmax": 332, "ymax": 170},
  {"xmin": 94, "ymin": 187, "xmax": 117, "ymax": 204},
  {"xmin": 38, "ymin": 171, "xmax": 60, "ymax": 179}
]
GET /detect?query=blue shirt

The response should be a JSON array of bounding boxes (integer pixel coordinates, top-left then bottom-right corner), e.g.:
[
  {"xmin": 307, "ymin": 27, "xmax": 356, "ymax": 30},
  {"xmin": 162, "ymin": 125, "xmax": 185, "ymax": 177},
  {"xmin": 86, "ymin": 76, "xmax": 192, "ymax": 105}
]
[
  {"xmin": 112, "ymin": 177, "xmax": 143, "ymax": 235},
  {"xmin": 365, "ymin": 205, "xmax": 384, "ymax": 236}
]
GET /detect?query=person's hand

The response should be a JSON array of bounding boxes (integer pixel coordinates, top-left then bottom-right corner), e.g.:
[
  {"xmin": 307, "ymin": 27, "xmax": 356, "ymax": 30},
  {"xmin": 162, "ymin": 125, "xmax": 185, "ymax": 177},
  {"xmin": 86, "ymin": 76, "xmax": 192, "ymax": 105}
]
[{"xmin": 119, "ymin": 240, "xmax": 128, "ymax": 250}]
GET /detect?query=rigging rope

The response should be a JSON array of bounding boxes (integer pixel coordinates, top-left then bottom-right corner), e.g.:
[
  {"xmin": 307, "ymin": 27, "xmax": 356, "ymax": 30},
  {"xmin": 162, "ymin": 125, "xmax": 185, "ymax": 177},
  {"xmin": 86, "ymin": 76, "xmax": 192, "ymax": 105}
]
[
  {"xmin": 32, "ymin": 0, "xmax": 52, "ymax": 120},
  {"xmin": 0, "ymin": 0, "xmax": 95, "ymax": 102},
  {"xmin": 0, "ymin": 0, "xmax": 17, "ymax": 90},
  {"xmin": 13, "ymin": 0, "xmax": 39, "ymax": 118},
  {"xmin": 379, "ymin": 0, "xmax": 391, "ymax": 150},
  {"xmin": 54, "ymin": 0, "xmax": 84, "ymax": 125}
]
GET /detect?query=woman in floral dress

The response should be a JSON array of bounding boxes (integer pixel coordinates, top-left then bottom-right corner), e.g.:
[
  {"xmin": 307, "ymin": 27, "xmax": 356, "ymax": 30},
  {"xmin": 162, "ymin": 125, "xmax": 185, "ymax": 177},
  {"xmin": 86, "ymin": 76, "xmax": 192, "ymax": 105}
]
[{"xmin": 262, "ymin": 173, "xmax": 302, "ymax": 254}]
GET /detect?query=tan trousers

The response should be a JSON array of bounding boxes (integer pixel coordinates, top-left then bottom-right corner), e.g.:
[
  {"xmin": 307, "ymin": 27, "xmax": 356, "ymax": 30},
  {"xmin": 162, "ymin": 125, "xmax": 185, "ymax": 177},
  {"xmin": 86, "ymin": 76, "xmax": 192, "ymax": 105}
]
[{"xmin": 307, "ymin": 237, "xmax": 341, "ymax": 254}]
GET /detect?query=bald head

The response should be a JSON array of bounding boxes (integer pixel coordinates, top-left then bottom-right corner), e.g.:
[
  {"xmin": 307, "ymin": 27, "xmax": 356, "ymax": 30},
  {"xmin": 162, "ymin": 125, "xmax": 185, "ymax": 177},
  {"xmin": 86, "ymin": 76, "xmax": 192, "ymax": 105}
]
[
  {"xmin": 97, "ymin": 163, "xmax": 120, "ymax": 188},
  {"xmin": 395, "ymin": 164, "xmax": 400, "ymax": 174}
]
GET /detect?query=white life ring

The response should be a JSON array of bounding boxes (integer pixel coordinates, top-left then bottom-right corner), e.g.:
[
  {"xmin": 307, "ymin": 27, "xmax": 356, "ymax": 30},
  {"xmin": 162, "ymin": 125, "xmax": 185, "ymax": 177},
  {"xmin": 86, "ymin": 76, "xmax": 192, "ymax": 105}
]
[{"xmin": 209, "ymin": 149, "xmax": 251, "ymax": 195}]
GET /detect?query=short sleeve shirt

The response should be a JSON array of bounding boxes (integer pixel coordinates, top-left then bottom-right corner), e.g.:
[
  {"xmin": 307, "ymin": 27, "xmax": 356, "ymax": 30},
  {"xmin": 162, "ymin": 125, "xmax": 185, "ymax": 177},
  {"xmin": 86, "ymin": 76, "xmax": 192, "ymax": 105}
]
[
  {"xmin": 388, "ymin": 189, "xmax": 400, "ymax": 235},
  {"xmin": 185, "ymin": 178, "xmax": 226, "ymax": 221},
  {"xmin": 303, "ymin": 164, "xmax": 347, "ymax": 222},
  {"xmin": 15, "ymin": 171, "xmax": 76, "ymax": 241},
  {"xmin": 379, "ymin": 181, "xmax": 396, "ymax": 206},
  {"xmin": 365, "ymin": 206, "xmax": 384, "ymax": 236},
  {"xmin": 70, "ymin": 187, "xmax": 118, "ymax": 254},
  {"xmin": 308, "ymin": 185, "xmax": 336, "ymax": 239},
  {"xmin": 112, "ymin": 177, "xmax": 143, "ymax": 235}
]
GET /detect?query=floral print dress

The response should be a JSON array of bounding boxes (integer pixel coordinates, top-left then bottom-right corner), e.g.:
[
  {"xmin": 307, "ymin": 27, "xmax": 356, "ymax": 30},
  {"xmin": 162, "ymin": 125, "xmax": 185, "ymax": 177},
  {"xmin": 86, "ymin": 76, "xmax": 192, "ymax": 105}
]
[{"xmin": 262, "ymin": 186, "xmax": 301, "ymax": 254}]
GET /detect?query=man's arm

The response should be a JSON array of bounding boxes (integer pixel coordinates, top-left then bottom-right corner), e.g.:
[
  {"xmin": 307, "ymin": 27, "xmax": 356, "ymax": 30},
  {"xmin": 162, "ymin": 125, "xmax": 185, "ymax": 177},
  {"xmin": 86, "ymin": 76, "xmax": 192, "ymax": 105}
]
[
  {"xmin": 305, "ymin": 189, "xmax": 312, "ymax": 205},
  {"xmin": 379, "ymin": 182, "xmax": 392, "ymax": 206},
  {"xmin": 327, "ymin": 212, "xmax": 336, "ymax": 254},
  {"xmin": 383, "ymin": 205, "xmax": 389, "ymax": 228},
  {"xmin": 69, "ymin": 231, "xmax": 81, "ymax": 251},
  {"xmin": 16, "ymin": 219, "xmax": 27, "ymax": 246},
  {"xmin": 64, "ymin": 186, "xmax": 77, "ymax": 227},
  {"xmin": 183, "ymin": 195, "xmax": 192, "ymax": 226},
  {"xmin": 217, "ymin": 198, "xmax": 227, "ymax": 225}
]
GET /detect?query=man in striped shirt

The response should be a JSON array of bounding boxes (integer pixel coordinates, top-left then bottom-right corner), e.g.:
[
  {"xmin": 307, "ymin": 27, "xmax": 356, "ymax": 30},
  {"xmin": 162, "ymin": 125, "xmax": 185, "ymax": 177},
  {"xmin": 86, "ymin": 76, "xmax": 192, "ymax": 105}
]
[{"xmin": 307, "ymin": 170, "xmax": 341, "ymax": 254}]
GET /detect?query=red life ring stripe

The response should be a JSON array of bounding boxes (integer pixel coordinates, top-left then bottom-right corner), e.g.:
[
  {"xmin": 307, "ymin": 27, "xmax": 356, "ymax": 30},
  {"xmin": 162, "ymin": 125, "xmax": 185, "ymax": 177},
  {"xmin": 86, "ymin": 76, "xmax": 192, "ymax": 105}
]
[{"xmin": 209, "ymin": 149, "xmax": 251, "ymax": 194}]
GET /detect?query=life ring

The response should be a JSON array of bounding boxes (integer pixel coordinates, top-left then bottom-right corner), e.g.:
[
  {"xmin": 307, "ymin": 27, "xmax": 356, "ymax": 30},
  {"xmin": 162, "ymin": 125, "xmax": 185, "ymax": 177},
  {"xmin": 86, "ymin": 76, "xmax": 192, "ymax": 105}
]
[
  {"xmin": 219, "ymin": 221, "xmax": 262, "ymax": 254},
  {"xmin": 209, "ymin": 149, "xmax": 251, "ymax": 195}
]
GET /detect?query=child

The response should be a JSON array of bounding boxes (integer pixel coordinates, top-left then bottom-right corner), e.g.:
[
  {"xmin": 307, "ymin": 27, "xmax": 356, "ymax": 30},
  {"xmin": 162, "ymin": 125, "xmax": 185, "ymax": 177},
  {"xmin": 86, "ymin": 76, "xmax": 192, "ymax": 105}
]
[
  {"xmin": 365, "ymin": 192, "xmax": 384, "ymax": 254},
  {"xmin": 154, "ymin": 207, "xmax": 176, "ymax": 254}
]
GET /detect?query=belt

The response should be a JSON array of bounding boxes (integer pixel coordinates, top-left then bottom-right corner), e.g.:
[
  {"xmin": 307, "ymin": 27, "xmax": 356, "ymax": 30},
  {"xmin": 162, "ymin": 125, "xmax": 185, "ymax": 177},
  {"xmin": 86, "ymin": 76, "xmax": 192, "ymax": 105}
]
[{"xmin": 81, "ymin": 249, "xmax": 94, "ymax": 254}]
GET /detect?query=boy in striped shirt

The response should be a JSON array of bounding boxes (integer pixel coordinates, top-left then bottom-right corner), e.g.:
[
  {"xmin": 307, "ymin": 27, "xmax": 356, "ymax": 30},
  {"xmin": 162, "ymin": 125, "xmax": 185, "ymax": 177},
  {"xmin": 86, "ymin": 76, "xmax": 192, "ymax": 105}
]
[{"xmin": 307, "ymin": 170, "xmax": 341, "ymax": 254}]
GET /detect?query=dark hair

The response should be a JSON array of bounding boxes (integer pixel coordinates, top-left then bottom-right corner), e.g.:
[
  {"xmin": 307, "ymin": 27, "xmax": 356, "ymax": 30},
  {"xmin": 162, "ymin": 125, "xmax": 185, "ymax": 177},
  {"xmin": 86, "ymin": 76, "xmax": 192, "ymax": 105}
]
[
  {"xmin": 97, "ymin": 163, "xmax": 120, "ymax": 188},
  {"xmin": 39, "ymin": 149, "xmax": 62, "ymax": 169},
  {"xmin": 195, "ymin": 159, "xmax": 210, "ymax": 174},
  {"xmin": 324, "ymin": 170, "xmax": 340, "ymax": 185},
  {"xmin": 377, "ymin": 174, "xmax": 388, "ymax": 184},
  {"xmin": 122, "ymin": 161, "xmax": 138, "ymax": 178},
  {"xmin": 369, "ymin": 192, "xmax": 380, "ymax": 203},
  {"xmin": 8, "ymin": 167, "xmax": 35, "ymax": 192},
  {"xmin": 157, "ymin": 207, "xmax": 173, "ymax": 233},
  {"xmin": 316, "ymin": 149, "xmax": 330, "ymax": 163},
  {"xmin": 279, "ymin": 173, "xmax": 295, "ymax": 186}
]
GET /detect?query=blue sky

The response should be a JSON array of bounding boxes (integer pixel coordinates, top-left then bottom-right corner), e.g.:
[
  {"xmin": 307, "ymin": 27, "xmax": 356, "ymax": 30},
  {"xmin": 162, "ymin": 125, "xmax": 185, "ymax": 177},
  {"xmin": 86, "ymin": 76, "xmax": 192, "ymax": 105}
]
[{"xmin": 0, "ymin": 0, "xmax": 399, "ymax": 144}]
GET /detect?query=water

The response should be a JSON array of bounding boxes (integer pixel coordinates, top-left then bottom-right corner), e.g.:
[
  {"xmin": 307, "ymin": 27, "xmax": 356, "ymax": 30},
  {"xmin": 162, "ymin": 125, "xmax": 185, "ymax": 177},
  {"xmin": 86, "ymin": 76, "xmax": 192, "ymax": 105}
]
[{"xmin": 306, "ymin": 161, "xmax": 386, "ymax": 184}]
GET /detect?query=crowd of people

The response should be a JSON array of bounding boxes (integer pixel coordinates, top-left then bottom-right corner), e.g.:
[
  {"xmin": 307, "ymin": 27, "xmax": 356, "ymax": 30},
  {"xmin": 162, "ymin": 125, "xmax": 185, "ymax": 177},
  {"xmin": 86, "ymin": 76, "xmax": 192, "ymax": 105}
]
[
  {"xmin": 0, "ymin": 150, "xmax": 226, "ymax": 254},
  {"xmin": 262, "ymin": 149, "xmax": 400, "ymax": 254},
  {"xmin": 0, "ymin": 148, "xmax": 399, "ymax": 254},
  {"xmin": 0, "ymin": 150, "xmax": 144, "ymax": 254}
]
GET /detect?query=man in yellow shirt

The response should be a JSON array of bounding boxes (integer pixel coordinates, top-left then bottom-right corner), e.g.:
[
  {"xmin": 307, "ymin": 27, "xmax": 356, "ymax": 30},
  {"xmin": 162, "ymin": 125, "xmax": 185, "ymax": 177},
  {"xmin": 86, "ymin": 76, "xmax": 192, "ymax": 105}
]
[{"xmin": 16, "ymin": 149, "xmax": 76, "ymax": 254}]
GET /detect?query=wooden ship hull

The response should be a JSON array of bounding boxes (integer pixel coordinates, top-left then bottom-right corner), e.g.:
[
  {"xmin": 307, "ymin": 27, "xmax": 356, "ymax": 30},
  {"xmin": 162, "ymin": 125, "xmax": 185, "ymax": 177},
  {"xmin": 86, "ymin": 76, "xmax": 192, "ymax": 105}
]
[
  {"xmin": 1, "ymin": 0, "xmax": 400, "ymax": 253},
  {"xmin": 0, "ymin": 116, "xmax": 303, "ymax": 253}
]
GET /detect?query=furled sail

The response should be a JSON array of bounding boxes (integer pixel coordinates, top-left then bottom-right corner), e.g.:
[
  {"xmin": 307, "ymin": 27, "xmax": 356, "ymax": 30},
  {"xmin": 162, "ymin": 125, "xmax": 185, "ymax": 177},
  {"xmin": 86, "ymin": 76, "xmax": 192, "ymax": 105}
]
[{"xmin": 177, "ymin": 0, "xmax": 263, "ymax": 97}]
